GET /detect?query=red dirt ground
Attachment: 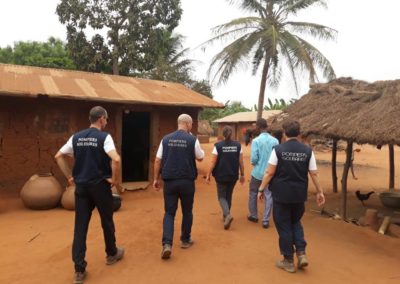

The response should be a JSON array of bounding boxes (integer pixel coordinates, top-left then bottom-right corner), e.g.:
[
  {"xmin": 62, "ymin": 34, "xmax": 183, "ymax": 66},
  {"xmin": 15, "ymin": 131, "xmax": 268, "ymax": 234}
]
[{"xmin": 1, "ymin": 139, "xmax": 400, "ymax": 284}]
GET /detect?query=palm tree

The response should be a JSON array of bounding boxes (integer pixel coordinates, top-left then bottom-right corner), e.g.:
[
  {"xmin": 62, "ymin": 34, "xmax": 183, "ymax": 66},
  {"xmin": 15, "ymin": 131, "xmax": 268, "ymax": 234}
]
[{"xmin": 204, "ymin": 0, "xmax": 337, "ymax": 119}]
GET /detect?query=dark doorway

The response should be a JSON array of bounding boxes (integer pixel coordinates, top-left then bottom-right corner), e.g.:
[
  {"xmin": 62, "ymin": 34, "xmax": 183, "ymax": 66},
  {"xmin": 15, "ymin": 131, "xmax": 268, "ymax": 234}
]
[{"xmin": 122, "ymin": 112, "xmax": 150, "ymax": 182}]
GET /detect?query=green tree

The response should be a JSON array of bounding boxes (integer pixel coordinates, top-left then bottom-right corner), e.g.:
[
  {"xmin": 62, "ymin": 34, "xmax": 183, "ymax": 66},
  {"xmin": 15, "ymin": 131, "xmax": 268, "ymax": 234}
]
[
  {"xmin": 204, "ymin": 0, "xmax": 336, "ymax": 119},
  {"xmin": 199, "ymin": 100, "xmax": 250, "ymax": 123},
  {"xmin": 263, "ymin": 98, "xmax": 296, "ymax": 110},
  {"xmin": 141, "ymin": 34, "xmax": 213, "ymax": 98},
  {"xmin": 0, "ymin": 37, "xmax": 75, "ymax": 69},
  {"xmin": 56, "ymin": 0, "xmax": 182, "ymax": 75}
]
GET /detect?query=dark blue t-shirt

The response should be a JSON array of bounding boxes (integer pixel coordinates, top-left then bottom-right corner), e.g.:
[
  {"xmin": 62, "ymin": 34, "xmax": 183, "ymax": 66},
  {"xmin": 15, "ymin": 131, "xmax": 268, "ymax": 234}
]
[{"xmin": 72, "ymin": 128, "xmax": 112, "ymax": 185}]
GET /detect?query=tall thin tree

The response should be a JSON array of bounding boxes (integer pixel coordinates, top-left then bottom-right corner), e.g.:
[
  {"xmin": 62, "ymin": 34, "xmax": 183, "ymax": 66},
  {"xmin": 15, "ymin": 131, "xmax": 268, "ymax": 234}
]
[{"xmin": 204, "ymin": 0, "xmax": 337, "ymax": 119}]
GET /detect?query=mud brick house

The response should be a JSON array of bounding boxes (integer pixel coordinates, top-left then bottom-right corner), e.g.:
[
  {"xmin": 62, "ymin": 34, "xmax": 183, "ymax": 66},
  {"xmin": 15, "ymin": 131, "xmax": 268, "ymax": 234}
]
[
  {"xmin": 0, "ymin": 64, "xmax": 222, "ymax": 191},
  {"xmin": 213, "ymin": 110, "xmax": 281, "ymax": 142}
]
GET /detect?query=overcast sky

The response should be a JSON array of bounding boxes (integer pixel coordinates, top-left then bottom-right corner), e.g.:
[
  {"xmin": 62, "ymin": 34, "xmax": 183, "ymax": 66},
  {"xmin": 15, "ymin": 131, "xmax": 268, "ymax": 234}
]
[{"xmin": 1, "ymin": 0, "xmax": 400, "ymax": 108}]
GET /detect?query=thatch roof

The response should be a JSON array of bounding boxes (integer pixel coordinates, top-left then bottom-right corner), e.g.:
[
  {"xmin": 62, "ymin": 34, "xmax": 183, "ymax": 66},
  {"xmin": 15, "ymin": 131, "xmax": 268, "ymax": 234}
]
[
  {"xmin": 271, "ymin": 77, "xmax": 400, "ymax": 145},
  {"xmin": 213, "ymin": 110, "xmax": 282, "ymax": 123}
]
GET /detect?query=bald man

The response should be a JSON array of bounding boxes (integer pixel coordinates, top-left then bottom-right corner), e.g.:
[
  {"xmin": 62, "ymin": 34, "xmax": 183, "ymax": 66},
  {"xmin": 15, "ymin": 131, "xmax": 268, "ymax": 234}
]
[{"xmin": 153, "ymin": 114, "xmax": 204, "ymax": 260}]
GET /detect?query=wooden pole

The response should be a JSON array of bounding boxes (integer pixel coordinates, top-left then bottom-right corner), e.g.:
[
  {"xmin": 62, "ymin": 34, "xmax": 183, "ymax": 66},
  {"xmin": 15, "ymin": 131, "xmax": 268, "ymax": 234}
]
[
  {"xmin": 341, "ymin": 140, "xmax": 353, "ymax": 219},
  {"xmin": 332, "ymin": 139, "xmax": 338, "ymax": 193},
  {"xmin": 389, "ymin": 144, "xmax": 395, "ymax": 190},
  {"xmin": 378, "ymin": 216, "xmax": 391, "ymax": 235}
]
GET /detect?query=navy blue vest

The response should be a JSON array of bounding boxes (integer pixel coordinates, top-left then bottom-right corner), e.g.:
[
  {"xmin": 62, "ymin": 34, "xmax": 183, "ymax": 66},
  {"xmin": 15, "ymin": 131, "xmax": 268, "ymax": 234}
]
[
  {"xmin": 161, "ymin": 130, "xmax": 197, "ymax": 180},
  {"xmin": 270, "ymin": 139, "xmax": 312, "ymax": 203},
  {"xmin": 72, "ymin": 128, "xmax": 112, "ymax": 185},
  {"xmin": 212, "ymin": 140, "xmax": 241, "ymax": 182}
]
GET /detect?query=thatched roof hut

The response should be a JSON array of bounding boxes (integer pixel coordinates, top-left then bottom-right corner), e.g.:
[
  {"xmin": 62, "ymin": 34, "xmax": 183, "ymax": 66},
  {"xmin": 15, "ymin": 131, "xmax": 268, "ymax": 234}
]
[
  {"xmin": 272, "ymin": 77, "xmax": 400, "ymax": 145},
  {"xmin": 270, "ymin": 77, "xmax": 400, "ymax": 219}
]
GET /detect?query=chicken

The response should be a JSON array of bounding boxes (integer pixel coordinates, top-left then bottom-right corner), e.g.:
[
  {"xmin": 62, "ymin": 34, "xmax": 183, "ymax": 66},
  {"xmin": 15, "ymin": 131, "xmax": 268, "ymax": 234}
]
[{"xmin": 355, "ymin": 190, "xmax": 375, "ymax": 206}]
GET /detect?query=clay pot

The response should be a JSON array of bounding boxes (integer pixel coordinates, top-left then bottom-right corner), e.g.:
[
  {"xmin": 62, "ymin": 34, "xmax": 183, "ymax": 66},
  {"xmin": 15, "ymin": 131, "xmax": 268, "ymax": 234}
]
[
  {"xmin": 61, "ymin": 186, "xmax": 75, "ymax": 210},
  {"xmin": 20, "ymin": 173, "xmax": 63, "ymax": 210},
  {"xmin": 61, "ymin": 185, "xmax": 121, "ymax": 211}
]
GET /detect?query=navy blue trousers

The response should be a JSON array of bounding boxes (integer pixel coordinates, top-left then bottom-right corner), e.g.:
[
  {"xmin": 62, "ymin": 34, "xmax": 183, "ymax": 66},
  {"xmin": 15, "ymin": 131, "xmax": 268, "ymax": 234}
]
[
  {"xmin": 273, "ymin": 201, "xmax": 307, "ymax": 258},
  {"xmin": 73, "ymin": 180, "xmax": 117, "ymax": 272},
  {"xmin": 162, "ymin": 179, "xmax": 195, "ymax": 245}
]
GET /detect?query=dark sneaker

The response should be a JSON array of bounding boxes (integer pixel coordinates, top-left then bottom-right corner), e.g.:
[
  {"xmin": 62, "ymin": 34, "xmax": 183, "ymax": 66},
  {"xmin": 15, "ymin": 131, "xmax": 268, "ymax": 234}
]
[
  {"xmin": 106, "ymin": 247, "xmax": 124, "ymax": 265},
  {"xmin": 161, "ymin": 244, "xmax": 172, "ymax": 259},
  {"xmin": 247, "ymin": 216, "xmax": 258, "ymax": 223},
  {"xmin": 73, "ymin": 271, "xmax": 87, "ymax": 284},
  {"xmin": 224, "ymin": 215, "xmax": 234, "ymax": 230},
  {"xmin": 180, "ymin": 239, "xmax": 194, "ymax": 249},
  {"xmin": 276, "ymin": 259, "xmax": 296, "ymax": 273},
  {"xmin": 297, "ymin": 254, "xmax": 309, "ymax": 269},
  {"xmin": 262, "ymin": 223, "xmax": 269, "ymax": 229}
]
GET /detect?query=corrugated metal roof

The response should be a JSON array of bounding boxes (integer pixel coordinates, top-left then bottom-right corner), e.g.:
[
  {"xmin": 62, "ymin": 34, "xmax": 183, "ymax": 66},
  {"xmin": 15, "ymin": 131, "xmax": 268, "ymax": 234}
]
[
  {"xmin": 213, "ymin": 110, "xmax": 282, "ymax": 123},
  {"xmin": 0, "ymin": 64, "xmax": 223, "ymax": 108}
]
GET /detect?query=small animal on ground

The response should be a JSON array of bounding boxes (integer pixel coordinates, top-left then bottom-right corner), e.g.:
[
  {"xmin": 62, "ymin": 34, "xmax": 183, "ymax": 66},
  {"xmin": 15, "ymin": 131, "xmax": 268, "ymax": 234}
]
[{"xmin": 355, "ymin": 190, "xmax": 375, "ymax": 206}]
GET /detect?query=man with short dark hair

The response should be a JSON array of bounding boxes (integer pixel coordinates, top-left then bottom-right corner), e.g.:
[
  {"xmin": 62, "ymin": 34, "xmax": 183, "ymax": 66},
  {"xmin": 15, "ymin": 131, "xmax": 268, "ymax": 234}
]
[
  {"xmin": 248, "ymin": 118, "xmax": 279, "ymax": 228},
  {"xmin": 153, "ymin": 114, "xmax": 204, "ymax": 260},
  {"xmin": 55, "ymin": 106, "xmax": 124, "ymax": 284},
  {"xmin": 258, "ymin": 120, "xmax": 325, "ymax": 273}
]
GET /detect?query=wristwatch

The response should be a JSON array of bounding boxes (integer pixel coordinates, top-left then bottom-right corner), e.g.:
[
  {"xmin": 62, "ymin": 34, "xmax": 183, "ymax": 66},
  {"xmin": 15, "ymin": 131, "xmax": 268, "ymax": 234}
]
[{"xmin": 258, "ymin": 188, "xmax": 264, "ymax": 193}]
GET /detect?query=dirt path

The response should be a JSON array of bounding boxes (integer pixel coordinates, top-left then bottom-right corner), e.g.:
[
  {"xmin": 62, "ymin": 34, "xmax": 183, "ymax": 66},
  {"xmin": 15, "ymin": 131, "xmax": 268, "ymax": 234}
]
[{"xmin": 1, "ymin": 140, "xmax": 400, "ymax": 283}]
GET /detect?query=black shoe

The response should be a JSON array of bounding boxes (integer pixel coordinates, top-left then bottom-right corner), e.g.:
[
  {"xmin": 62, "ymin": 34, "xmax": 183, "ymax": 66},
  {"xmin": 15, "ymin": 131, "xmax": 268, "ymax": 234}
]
[
  {"xmin": 180, "ymin": 239, "xmax": 194, "ymax": 249},
  {"xmin": 161, "ymin": 244, "xmax": 172, "ymax": 259},
  {"xmin": 247, "ymin": 216, "xmax": 258, "ymax": 223},
  {"xmin": 106, "ymin": 247, "xmax": 124, "ymax": 265},
  {"xmin": 262, "ymin": 223, "xmax": 269, "ymax": 229},
  {"xmin": 224, "ymin": 215, "xmax": 234, "ymax": 230},
  {"xmin": 73, "ymin": 271, "xmax": 87, "ymax": 284}
]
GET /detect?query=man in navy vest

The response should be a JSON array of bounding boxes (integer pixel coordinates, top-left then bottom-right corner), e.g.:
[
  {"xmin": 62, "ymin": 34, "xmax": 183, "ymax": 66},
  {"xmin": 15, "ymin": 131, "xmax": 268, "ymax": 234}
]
[
  {"xmin": 258, "ymin": 120, "xmax": 325, "ymax": 273},
  {"xmin": 55, "ymin": 106, "xmax": 124, "ymax": 284},
  {"xmin": 153, "ymin": 114, "xmax": 204, "ymax": 260}
]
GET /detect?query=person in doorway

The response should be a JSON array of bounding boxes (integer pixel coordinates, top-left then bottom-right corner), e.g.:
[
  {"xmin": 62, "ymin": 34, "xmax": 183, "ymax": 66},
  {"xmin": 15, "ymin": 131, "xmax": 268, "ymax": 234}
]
[
  {"xmin": 248, "ymin": 118, "xmax": 279, "ymax": 228},
  {"xmin": 153, "ymin": 114, "xmax": 204, "ymax": 260},
  {"xmin": 258, "ymin": 120, "xmax": 325, "ymax": 273},
  {"xmin": 206, "ymin": 125, "xmax": 245, "ymax": 230},
  {"xmin": 54, "ymin": 106, "xmax": 124, "ymax": 284}
]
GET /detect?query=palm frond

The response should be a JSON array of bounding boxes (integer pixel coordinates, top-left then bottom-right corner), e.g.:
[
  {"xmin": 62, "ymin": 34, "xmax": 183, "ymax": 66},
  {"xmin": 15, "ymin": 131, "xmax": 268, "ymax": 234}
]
[
  {"xmin": 282, "ymin": 0, "xmax": 327, "ymax": 16},
  {"xmin": 296, "ymin": 37, "xmax": 336, "ymax": 80},
  {"xmin": 208, "ymin": 30, "xmax": 265, "ymax": 84},
  {"xmin": 279, "ymin": 42, "xmax": 301, "ymax": 95},
  {"xmin": 199, "ymin": 18, "xmax": 263, "ymax": 51},
  {"xmin": 285, "ymin": 21, "xmax": 337, "ymax": 41},
  {"xmin": 279, "ymin": 31, "xmax": 317, "ymax": 80},
  {"xmin": 227, "ymin": 0, "xmax": 267, "ymax": 17}
]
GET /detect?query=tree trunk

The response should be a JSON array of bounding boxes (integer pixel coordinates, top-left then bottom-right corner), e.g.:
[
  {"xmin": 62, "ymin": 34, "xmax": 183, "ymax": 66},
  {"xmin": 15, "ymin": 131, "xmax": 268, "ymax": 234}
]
[
  {"xmin": 341, "ymin": 140, "xmax": 353, "ymax": 219},
  {"xmin": 256, "ymin": 57, "xmax": 271, "ymax": 120},
  {"xmin": 112, "ymin": 45, "xmax": 119, "ymax": 75},
  {"xmin": 332, "ymin": 139, "xmax": 338, "ymax": 193},
  {"xmin": 389, "ymin": 144, "xmax": 395, "ymax": 190}
]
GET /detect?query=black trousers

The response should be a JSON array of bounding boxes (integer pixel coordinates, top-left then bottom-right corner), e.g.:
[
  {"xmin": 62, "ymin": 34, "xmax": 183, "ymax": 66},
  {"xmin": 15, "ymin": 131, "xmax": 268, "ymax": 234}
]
[
  {"xmin": 273, "ymin": 201, "xmax": 307, "ymax": 258},
  {"xmin": 73, "ymin": 180, "xmax": 117, "ymax": 272},
  {"xmin": 162, "ymin": 179, "xmax": 195, "ymax": 245},
  {"xmin": 216, "ymin": 180, "xmax": 236, "ymax": 218}
]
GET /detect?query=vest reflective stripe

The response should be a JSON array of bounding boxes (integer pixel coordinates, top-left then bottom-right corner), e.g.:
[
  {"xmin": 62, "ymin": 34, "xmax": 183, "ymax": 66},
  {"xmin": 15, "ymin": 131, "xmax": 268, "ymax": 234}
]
[
  {"xmin": 270, "ymin": 139, "xmax": 312, "ymax": 203},
  {"xmin": 161, "ymin": 130, "xmax": 197, "ymax": 180},
  {"xmin": 72, "ymin": 128, "xmax": 111, "ymax": 185},
  {"xmin": 212, "ymin": 140, "xmax": 241, "ymax": 182}
]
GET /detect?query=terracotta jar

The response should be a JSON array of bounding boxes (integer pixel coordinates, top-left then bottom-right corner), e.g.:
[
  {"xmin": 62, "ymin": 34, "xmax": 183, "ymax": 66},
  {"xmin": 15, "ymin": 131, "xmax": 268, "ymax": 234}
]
[
  {"xmin": 20, "ymin": 173, "xmax": 63, "ymax": 210},
  {"xmin": 61, "ymin": 185, "xmax": 75, "ymax": 210},
  {"xmin": 61, "ymin": 185, "xmax": 121, "ymax": 211}
]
